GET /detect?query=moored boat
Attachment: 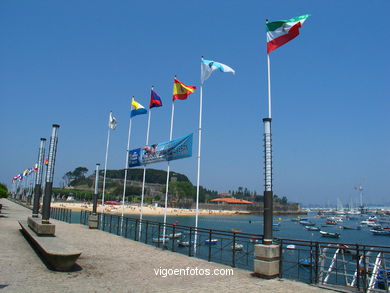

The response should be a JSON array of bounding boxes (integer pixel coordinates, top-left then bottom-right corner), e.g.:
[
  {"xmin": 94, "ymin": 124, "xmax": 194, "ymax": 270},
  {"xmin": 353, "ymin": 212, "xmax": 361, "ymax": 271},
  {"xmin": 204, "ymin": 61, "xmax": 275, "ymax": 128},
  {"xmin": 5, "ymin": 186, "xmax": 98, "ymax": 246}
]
[
  {"xmin": 299, "ymin": 257, "xmax": 313, "ymax": 267},
  {"xmin": 326, "ymin": 221, "xmax": 338, "ymax": 225},
  {"xmin": 204, "ymin": 239, "xmax": 218, "ymax": 245},
  {"xmin": 153, "ymin": 237, "xmax": 169, "ymax": 243},
  {"xmin": 320, "ymin": 231, "xmax": 340, "ymax": 238},
  {"xmin": 232, "ymin": 243, "xmax": 244, "ymax": 251},
  {"xmin": 305, "ymin": 226, "xmax": 320, "ymax": 231},
  {"xmin": 168, "ymin": 232, "xmax": 183, "ymax": 239},
  {"xmin": 300, "ymin": 220, "xmax": 315, "ymax": 226},
  {"xmin": 370, "ymin": 229, "xmax": 390, "ymax": 236}
]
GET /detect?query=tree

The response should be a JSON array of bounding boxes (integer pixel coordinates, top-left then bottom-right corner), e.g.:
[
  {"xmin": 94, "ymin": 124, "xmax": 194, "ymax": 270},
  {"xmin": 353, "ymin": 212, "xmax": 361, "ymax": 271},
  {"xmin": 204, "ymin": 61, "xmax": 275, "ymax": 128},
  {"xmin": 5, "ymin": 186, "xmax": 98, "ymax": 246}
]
[
  {"xmin": 72, "ymin": 167, "xmax": 88, "ymax": 179},
  {"xmin": 62, "ymin": 171, "xmax": 73, "ymax": 186},
  {"xmin": 0, "ymin": 183, "xmax": 8, "ymax": 198}
]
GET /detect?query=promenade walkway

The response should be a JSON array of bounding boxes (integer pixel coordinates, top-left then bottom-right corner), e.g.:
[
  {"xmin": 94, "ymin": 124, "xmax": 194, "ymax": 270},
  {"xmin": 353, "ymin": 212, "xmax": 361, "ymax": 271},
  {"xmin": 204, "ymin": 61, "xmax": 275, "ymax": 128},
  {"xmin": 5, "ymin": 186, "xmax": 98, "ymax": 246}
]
[{"xmin": 0, "ymin": 199, "xmax": 334, "ymax": 293}]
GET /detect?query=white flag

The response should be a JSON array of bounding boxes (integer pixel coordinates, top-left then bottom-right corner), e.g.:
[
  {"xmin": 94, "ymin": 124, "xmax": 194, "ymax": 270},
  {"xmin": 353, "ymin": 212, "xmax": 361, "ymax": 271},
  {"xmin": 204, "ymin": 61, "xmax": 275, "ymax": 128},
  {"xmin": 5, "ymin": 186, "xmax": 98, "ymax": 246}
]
[
  {"xmin": 201, "ymin": 59, "xmax": 235, "ymax": 84},
  {"xmin": 108, "ymin": 112, "xmax": 117, "ymax": 130}
]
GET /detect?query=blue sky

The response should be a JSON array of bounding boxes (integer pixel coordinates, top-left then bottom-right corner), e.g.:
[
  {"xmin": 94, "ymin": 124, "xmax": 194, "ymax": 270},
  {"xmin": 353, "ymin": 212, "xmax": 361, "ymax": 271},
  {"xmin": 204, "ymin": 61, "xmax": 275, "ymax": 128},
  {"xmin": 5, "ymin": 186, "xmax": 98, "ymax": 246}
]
[{"xmin": 1, "ymin": 0, "xmax": 389, "ymax": 205}]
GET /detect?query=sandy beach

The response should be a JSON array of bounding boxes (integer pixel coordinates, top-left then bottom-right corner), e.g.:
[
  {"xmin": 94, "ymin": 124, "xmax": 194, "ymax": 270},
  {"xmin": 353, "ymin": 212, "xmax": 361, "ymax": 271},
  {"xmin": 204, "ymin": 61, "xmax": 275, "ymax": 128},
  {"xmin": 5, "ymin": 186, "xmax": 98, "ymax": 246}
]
[{"xmin": 51, "ymin": 202, "xmax": 251, "ymax": 216}]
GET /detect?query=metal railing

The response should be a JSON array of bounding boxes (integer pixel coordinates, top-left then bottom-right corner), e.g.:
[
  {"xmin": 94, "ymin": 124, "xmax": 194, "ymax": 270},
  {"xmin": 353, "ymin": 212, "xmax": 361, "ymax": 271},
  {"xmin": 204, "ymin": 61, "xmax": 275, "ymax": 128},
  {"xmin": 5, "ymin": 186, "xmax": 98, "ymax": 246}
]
[
  {"xmin": 50, "ymin": 207, "xmax": 72, "ymax": 223},
  {"xmin": 276, "ymin": 238, "xmax": 390, "ymax": 292},
  {"xmin": 73, "ymin": 209, "xmax": 263, "ymax": 270},
  {"xmin": 48, "ymin": 206, "xmax": 390, "ymax": 292}
]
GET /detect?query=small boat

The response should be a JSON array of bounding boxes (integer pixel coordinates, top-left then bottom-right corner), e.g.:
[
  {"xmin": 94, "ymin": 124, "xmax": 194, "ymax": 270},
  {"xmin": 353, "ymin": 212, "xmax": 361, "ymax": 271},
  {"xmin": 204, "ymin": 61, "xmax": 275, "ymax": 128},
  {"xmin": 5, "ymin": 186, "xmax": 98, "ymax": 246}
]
[
  {"xmin": 305, "ymin": 226, "xmax": 320, "ymax": 231},
  {"xmin": 299, "ymin": 257, "xmax": 313, "ymax": 267},
  {"xmin": 320, "ymin": 231, "xmax": 340, "ymax": 238},
  {"xmin": 229, "ymin": 228, "xmax": 241, "ymax": 232},
  {"xmin": 300, "ymin": 220, "xmax": 315, "ymax": 226},
  {"xmin": 272, "ymin": 222, "xmax": 280, "ymax": 226},
  {"xmin": 249, "ymin": 236, "xmax": 261, "ymax": 243},
  {"xmin": 291, "ymin": 216, "xmax": 301, "ymax": 222},
  {"xmin": 286, "ymin": 244, "xmax": 296, "ymax": 250},
  {"xmin": 177, "ymin": 240, "xmax": 194, "ymax": 247},
  {"xmin": 326, "ymin": 221, "xmax": 338, "ymax": 225},
  {"xmin": 152, "ymin": 237, "xmax": 169, "ymax": 243},
  {"xmin": 232, "ymin": 243, "xmax": 244, "ymax": 251},
  {"xmin": 339, "ymin": 225, "xmax": 360, "ymax": 230},
  {"xmin": 371, "ymin": 229, "xmax": 390, "ymax": 236},
  {"xmin": 168, "ymin": 232, "xmax": 182, "ymax": 239},
  {"xmin": 204, "ymin": 239, "xmax": 218, "ymax": 245},
  {"xmin": 368, "ymin": 216, "xmax": 377, "ymax": 222}
]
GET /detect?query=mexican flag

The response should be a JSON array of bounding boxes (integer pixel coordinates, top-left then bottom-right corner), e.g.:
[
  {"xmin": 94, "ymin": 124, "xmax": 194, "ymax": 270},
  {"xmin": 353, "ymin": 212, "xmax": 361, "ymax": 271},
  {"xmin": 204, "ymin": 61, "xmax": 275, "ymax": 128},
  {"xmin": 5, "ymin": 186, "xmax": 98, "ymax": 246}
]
[{"xmin": 266, "ymin": 14, "xmax": 310, "ymax": 53}]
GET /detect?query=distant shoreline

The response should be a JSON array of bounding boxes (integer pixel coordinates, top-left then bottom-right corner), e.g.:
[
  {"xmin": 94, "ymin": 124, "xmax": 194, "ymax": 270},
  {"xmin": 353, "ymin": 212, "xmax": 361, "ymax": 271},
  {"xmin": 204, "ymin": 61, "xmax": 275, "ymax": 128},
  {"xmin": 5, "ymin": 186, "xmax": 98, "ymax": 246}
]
[{"xmin": 51, "ymin": 202, "xmax": 306, "ymax": 216}]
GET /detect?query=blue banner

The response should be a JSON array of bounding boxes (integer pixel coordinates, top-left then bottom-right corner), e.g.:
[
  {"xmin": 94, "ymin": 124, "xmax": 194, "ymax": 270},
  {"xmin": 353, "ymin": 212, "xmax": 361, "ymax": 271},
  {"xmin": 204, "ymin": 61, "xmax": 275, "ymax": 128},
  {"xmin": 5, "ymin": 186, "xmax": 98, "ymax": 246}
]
[{"xmin": 128, "ymin": 133, "xmax": 193, "ymax": 168}]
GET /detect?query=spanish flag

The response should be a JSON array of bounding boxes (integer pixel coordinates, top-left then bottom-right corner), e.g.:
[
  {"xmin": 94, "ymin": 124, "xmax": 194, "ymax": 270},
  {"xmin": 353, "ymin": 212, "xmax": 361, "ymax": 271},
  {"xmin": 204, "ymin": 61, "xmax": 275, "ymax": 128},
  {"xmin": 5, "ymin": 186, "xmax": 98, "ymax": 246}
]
[{"xmin": 172, "ymin": 78, "xmax": 196, "ymax": 101}]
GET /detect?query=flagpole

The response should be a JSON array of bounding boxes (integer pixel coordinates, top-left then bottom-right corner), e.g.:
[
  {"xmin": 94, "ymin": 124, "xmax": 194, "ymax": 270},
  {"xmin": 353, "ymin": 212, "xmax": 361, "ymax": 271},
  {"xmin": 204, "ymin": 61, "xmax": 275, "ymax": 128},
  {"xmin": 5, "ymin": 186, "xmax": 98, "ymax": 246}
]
[
  {"xmin": 162, "ymin": 96, "xmax": 175, "ymax": 245},
  {"xmin": 263, "ymin": 20, "xmax": 274, "ymax": 244},
  {"xmin": 267, "ymin": 53, "xmax": 272, "ymax": 119},
  {"xmin": 194, "ymin": 72, "xmax": 204, "ymax": 254},
  {"xmin": 120, "ymin": 108, "xmax": 133, "ymax": 233},
  {"xmin": 101, "ymin": 120, "xmax": 111, "ymax": 225},
  {"xmin": 139, "ymin": 99, "xmax": 152, "ymax": 240}
]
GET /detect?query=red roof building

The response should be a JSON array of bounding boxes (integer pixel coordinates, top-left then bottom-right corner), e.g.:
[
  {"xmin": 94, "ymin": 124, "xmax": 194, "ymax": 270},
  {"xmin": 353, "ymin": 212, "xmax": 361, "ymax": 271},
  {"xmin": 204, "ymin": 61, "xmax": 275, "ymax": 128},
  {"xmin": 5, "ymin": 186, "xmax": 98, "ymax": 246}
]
[{"xmin": 210, "ymin": 198, "xmax": 253, "ymax": 204}]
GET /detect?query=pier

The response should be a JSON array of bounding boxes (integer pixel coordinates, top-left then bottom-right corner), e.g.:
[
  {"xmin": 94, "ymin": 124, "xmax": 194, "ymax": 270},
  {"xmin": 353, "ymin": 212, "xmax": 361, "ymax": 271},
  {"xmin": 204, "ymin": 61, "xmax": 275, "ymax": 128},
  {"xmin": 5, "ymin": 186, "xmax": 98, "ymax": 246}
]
[{"xmin": 0, "ymin": 199, "xmax": 331, "ymax": 292}]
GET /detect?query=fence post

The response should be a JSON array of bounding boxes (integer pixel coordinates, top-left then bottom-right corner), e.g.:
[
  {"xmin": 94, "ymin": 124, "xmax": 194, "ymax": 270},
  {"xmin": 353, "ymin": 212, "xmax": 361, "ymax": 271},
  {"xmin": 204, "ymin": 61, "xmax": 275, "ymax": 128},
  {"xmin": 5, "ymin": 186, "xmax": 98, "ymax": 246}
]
[
  {"xmin": 117, "ymin": 216, "xmax": 120, "ymax": 235},
  {"xmin": 157, "ymin": 223, "xmax": 161, "ymax": 248},
  {"xmin": 145, "ymin": 221, "xmax": 149, "ymax": 244},
  {"xmin": 188, "ymin": 227, "xmax": 192, "ymax": 257},
  {"xmin": 135, "ymin": 219, "xmax": 138, "ymax": 241},
  {"xmin": 315, "ymin": 242, "xmax": 319, "ymax": 284},
  {"xmin": 171, "ymin": 225, "xmax": 175, "ymax": 252},
  {"xmin": 109, "ymin": 214, "xmax": 113, "ymax": 233},
  {"xmin": 125, "ymin": 217, "xmax": 128, "ymax": 238},
  {"xmin": 310, "ymin": 241, "xmax": 313, "ymax": 283},
  {"xmin": 69, "ymin": 209, "xmax": 72, "ymax": 223},
  {"xmin": 232, "ymin": 232, "xmax": 236, "ymax": 268},
  {"xmin": 362, "ymin": 246, "xmax": 367, "ymax": 293},
  {"xmin": 206, "ymin": 230, "xmax": 211, "ymax": 261},
  {"xmin": 279, "ymin": 239, "xmax": 283, "ymax": 278}
]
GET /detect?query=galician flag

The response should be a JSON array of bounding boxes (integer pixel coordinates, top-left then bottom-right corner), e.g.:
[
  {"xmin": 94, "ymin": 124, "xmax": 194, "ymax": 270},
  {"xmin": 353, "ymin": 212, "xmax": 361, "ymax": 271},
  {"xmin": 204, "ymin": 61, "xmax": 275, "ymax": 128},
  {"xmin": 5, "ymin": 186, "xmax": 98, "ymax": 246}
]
[
  {"xmin": 201, "ymin": 59, "xmax": 235, "ymax": 84},
  {"xmin": 266, "ymin": 14, "xmax": 310, "ymax": 53}
]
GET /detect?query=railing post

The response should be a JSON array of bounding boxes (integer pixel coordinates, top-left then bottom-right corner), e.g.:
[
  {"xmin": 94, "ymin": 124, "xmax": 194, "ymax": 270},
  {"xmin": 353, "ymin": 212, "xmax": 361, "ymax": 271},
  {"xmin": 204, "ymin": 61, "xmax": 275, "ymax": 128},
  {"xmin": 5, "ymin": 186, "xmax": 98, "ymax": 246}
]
[
  {"xmin": 279, "ymin": 239, "xmax": 283, "ymax": 278},
  {"xmin": 232, "ymin": 232, "xmax": 236, "ymax": 268},
  {"xmin": 171, "ymin": 225, "xmax": 175, "ymax": 252},
  {"xmin": 125, "ymin": 217, "xmax": 128, "ymax": 238},
  {"xmin": 69, "ymin": 209, "xmax": 72, "ymax": 223},
  {"xmin": 135, "ymin": 219, "xmax": 138, "ymax": 241},
  {"xmin": 80, "ymin": 210, "xmax": 82, "ymax": 224},
  {"xmin": 356, "ymin": 244, "xmax": 360, "ymax": 291},
  {"xmin": 188, "ymin": 227, "xmax": 192, "ymax": 257},
  {"xmin": 157, "ymin": 223, "xmax": 161, "ymax": 248},
  {"xmin": 109, "ymin": 214, "xmax": 113, "ymax": 233},
  {"xmin": 117, "ymin": 216, "xmax": 120, "ymax": 235},
  {"xmin": 145, "ymin": 221, "xmax": 149, "ymax": 244},
  {"xmin": 315, "ymin": 242, "xmax": 319, "ymax": 284},
  {"xmin": 205, "ymin": 229, "xmax": 211, "ymax": 261},
  {"xmin": 310, "ymin": 241, "xmax": 313, "ymax": 283},
  {"xmin": 362, "ymin": 246, "xmax": 367, "ymax": 293}
]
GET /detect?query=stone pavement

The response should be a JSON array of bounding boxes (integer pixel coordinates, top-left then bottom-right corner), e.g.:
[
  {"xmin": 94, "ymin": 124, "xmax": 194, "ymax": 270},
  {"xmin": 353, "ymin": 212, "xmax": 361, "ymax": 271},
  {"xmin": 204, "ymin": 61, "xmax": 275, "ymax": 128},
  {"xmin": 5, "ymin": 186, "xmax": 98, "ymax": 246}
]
[{"xmin": 0, "ymin": 199, "xmax": 335, "ymax": 293}]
